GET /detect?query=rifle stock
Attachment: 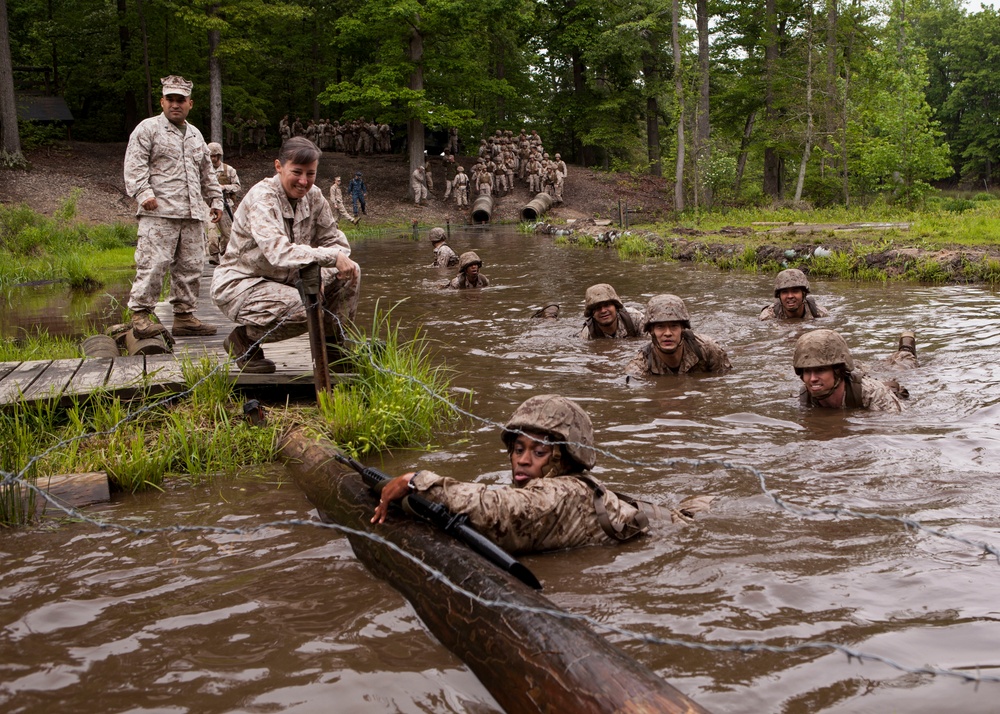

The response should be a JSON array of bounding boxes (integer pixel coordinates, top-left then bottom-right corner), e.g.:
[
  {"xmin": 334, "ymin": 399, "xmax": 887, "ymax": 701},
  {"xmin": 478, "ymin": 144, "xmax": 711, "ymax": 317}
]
[{"xmin": 334, "ymin": 453, "xmax": 542, "ymax": 590}]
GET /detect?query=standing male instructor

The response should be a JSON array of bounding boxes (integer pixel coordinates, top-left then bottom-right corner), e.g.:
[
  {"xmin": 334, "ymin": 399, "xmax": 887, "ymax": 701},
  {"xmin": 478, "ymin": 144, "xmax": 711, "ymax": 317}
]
[{"xmin": 124, "ymin": 75, "xmax": 222, "ymax": 339}]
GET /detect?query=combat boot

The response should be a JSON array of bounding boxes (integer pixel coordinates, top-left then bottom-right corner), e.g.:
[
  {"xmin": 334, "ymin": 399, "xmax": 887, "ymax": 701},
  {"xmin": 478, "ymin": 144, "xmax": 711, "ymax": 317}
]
[
  {"xmin": 131, "ymin": 310, "xmax": 166, "ymax": 339},
  {"xmin": 898, "ymin": 331, "xmax": 917, "ymax": 357},
  {"xmin": 172, "ymin": 312, "xmax": 218, "ymax": 337},
  {"xmin": 223, "ymin": 326, "xmax": 276, "ymax": 374}
]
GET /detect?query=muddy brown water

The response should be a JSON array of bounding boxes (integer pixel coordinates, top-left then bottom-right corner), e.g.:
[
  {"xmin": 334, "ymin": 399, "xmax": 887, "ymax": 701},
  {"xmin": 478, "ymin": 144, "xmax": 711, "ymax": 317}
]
[{"xmin": 3, "ymin": 228, "xmax": 1000, "ymax": 713}]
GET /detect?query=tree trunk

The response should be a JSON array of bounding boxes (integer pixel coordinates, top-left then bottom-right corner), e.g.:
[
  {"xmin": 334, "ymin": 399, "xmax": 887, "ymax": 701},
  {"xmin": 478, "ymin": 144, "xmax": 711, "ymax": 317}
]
[
  {"xmin": 763, "ymin": 0, "xmax": 781, "ymax": 197},
  {"xmin": 408, "ymin": 22, "xmax": 425, "ymax": 201},
  {"xmin": 572, "ymin": 50, "xmax": 594, "ymax": 166},
  {"xmin": 642, "ymin": 45, "xmax": 662, "ymax": 177},
  {"xmin": 117, "ymin": 0, "xmax": 138, "ymax": 133},
  {"xmin": 496, "ymin": 57, "xmax": 506, "ymax": 124},
  {"xmin": 279, "ymin": 430, "xmax": 713, "ymax": 714},
  {"xmin": 696, "ymin": 0, "xmax": 711, "ymax": 206},
  {"xmin": 842, "ymin": 3, "xmax": 855, "ymax": 206},
  {"xmin": 794, "ymin": 4, "xmax": 814, "ymax": 202},
  {"xmin": 136, "ymin": 0, "xmax": 152, "ymax": 116},
  {"xmin": 0, "ymin": 0, "xmax": 24, "ymax": 165},
  {"xmin": 672, "ymin": 0, "xmax": 685, "ymax": 212},
  {"xmin": 734, "ymin": 110, "xmax": 756, "ymax": 194},
  {"xmin": 208, "ymin": 7, "xmax": 222, "ymax": 144},
  {"xmin": 825, "ymin": 0, "xmax": 838, "ymax": 147}
]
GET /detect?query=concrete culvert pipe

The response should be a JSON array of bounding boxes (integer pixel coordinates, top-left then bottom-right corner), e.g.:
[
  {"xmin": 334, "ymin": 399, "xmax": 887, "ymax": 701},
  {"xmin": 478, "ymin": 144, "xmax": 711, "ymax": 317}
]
[
  {"xmin": 471, "ymin": 195, "xmax": 494, "ymax": 224},
  {"xmin": 520, "ymin": 192, "xmax": 553, "ymax": 221}
]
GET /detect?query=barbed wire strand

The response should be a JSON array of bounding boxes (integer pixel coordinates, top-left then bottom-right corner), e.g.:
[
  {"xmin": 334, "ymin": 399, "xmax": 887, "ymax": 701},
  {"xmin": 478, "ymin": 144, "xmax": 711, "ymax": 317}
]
[{"xmin": 0, "ymin": 304, "xmax": 997, "ymax": 687}]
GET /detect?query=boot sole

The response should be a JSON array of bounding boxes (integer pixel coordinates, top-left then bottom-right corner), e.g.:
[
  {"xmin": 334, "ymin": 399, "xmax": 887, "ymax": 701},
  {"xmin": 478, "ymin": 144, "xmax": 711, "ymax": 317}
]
[{"xmin": 173, "ymin": 326, "xmax": 218, "ymax": 336}]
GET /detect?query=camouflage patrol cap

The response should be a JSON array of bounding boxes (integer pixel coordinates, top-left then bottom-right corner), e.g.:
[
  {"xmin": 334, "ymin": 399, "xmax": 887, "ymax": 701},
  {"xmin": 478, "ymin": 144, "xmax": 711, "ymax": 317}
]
[
  {"xmin": 774, "ymin": 268, "xmax": 811, "ymax": 297},
  {"xmin": 161, "ymin": 75, "xmax": 193, "ymax": 97},
  {"xmin": 642, "ymin": 294, "xmax": 691, "ymax": 331},
  {"xmin": 584, "ymin": 284, "xmax": 624, "ymax": 316},
  {"xmin": 793, "ymin": 329, "xmax": 854, "ymax": 375},
  {"xmin": 207, "ymin": 142, "xmax": 223, "ymax": 156},
  {"xmin": 458, "ymin": 251, "xmax": 483, "ymax": 272},
  {"xmin": 428, "ymin": 227, "xmax": 447, "ymax": 243},
  {"xmin": 501, "ymin": 395, "xmax": 596, "ymax": 470},
  {"xmin": 457, "ymin": 166, "xmax": 465, "ymax": 172}
]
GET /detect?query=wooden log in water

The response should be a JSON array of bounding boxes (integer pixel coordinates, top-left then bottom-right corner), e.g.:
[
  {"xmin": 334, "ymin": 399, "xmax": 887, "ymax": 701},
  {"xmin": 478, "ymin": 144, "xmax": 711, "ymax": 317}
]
[{"xmin": 280, "ymin": 430, "xmax": 711, "ymax": 714}]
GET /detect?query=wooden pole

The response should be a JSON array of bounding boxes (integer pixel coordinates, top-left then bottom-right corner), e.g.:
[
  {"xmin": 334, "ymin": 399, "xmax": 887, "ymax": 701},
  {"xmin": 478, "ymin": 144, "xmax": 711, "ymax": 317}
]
[{"xmin": 280, "ymin": 430, "xmax": 711, "ymax": 714}]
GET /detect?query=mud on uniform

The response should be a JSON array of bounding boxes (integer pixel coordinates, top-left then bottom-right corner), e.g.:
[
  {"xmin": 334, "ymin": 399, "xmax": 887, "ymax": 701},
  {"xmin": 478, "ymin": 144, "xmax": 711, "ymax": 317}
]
[
  {"xmin": 580, "ymin": 307, "xmax": 644, "ymax": 340},
  {"xmin": 448, "ymin": 274, "xmax": 490, "ymax": 289},
  {"xmin": 410, "ymin": 471, "xmax": 643, "ymax": 554},
  {"xmin": 124, "ymin": 113, "xmax": 223, "ymax": 315},
  {"xmin": 211, "ymin": 175, "xmax": 360, "ymax": 344},
  {"xmin": 432, "ymin": 243, "xmax": 459, "ymax": 268},
  {"xmin": 626, "ymin": 331, "xmax": 732, "ymax": 377}
]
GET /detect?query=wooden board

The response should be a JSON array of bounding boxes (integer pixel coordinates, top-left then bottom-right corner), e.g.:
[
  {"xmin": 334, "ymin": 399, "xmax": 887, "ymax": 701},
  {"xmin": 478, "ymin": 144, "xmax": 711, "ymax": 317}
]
[
  {"xmin": 38, "ymin": 471, "xmax": 111, "ymax": 511},
  {"xmin": 62, "ymin": 358, "xmax": 113, "ymax": 402},
  {"xmin": 0, "ymin": 360, "xmax": 52, "ymax": 403},
  {"xmin": 144, "ymin": 354, "xmax": 188, "ymax": 394},
  {"xmin": 105, "ymin": 356, "xmax": 146, "ymax": 399},
  {"xmin": 19, "ymin": 358, "xmax": 83, "ymax": 402}
]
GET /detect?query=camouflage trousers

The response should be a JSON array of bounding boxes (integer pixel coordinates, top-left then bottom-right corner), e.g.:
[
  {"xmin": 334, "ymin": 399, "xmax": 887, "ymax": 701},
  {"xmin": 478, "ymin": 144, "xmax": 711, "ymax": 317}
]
[
  {"xmin": 228, "ymin": 263, "xmax": 361, "ymax": 345},
  {"xmin": 455, "ymin": 185, "xmax": 468, "ymax": 206},
  {"xmin": 129, "ymin": 216, "xmax": 206, "ymax": 315},
  {"xmin": 205, "ymin": 212, "xmax": 233, "ymax": 262},
  {"xmin": 411, "ymin": 179, "xmax": 428, "ymax": 204}
]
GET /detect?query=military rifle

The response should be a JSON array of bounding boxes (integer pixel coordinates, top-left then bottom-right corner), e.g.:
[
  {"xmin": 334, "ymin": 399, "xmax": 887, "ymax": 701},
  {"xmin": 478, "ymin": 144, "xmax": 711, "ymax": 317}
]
[{"xmin": 334, "ymin": 453, "xmax": 542, "ymax": 590}]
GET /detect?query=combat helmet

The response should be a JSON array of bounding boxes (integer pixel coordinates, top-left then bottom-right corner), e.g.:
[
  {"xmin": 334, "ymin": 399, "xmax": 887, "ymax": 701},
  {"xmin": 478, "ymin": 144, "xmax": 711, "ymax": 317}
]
[
  {"xmin": 458, "ymin": 251, "xmax": 483, "ymax": 272},
  {"xmin": 793, "ymin": 329, "xmax": 854, "ymax": 375},
  {"xmin": 584, "ymin": 284, "xmax": 624, "ymax": 317},
  {"xmin": 774, "ymin": 268, "xmax": 810, "ymax": 297},
  {"xmin": 428, "ymin": 227, "xmax": 446, "ymax": 244},
  {"xmin": 207, "ymin": 142, "xmax": 223, "ymax": 157},
  {"xmin": 642, "ymin": 294, "xmax": 691, "ymax": 331},
  {"xmin": 501, "ymin": 395, "xmax": 596, "ymax": 470}
]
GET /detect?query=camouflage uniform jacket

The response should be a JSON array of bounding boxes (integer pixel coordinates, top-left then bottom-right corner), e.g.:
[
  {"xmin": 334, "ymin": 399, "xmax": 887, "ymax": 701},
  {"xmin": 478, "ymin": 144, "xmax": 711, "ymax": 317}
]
[
  {"xmin": 214, "ymin": 162, "xmax": 242, "ymax": 201},
  {"xmin": 625, "ymin": 331, "xmax": 732, "ymax": 376},
  {"xmin": 432, "ymin": 244, "xmax": 459, "ymax": 268},
  {"xmin": 579, "ymin": 307, "xmax": 643, "ymax": 340},
  {"xmin": 124, "ymin": 113, "xmax": 222, "ymax": 220},
  {"xmin": 799, "ymin": 373, "xmax": 902, "ymax": 412},
  {"xmin": 410, "ymin": 471, "xmax": 642, "ymax": 554},
  {"xmin": 759, "ymin": 296, "xmax": 829, "ymax": 321},
  {"xmin": 448, "ymin": 274, "xmax": 490, "ymax": 289},
  {"xmin": 211, "ymin": 175, "xmax": 351, "ymax": 316}
]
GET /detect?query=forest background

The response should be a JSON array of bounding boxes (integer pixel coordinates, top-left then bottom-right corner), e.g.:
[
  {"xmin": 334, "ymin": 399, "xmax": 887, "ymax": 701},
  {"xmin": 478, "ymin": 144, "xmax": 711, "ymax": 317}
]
[{"xmin": 0, "ymin": 0, "xmax": 997, "ymax": 212}]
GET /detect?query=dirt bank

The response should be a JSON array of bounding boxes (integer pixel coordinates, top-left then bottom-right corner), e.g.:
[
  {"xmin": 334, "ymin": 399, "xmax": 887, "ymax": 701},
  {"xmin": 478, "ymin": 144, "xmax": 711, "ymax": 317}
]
[{"xmin": 0, "ymin": 141, "xmax": 673, "ymax": 227}]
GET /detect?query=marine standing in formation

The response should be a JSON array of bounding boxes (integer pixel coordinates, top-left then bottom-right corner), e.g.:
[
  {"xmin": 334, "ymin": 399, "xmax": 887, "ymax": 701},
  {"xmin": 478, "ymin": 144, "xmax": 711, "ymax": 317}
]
[
  {"xmin": 124, "ymin": 75, "xmax": 221, "ymax": 340},
  {"xmin": 211, "ymin": 137, "xmax": 361, "ymax": 374}
]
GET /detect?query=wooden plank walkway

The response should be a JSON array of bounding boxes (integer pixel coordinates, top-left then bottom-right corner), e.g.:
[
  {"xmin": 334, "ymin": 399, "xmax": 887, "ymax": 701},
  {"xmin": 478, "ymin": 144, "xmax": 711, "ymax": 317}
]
[{"xmin": 0, "ymin": 266, "xmax": 325, "ymax": 407}]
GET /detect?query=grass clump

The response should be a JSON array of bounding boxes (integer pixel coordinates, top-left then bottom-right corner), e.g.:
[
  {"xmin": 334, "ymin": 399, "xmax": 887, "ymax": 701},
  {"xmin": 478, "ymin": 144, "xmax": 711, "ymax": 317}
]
[
  {"xmin": 0, "ymin": 329, "xmax": 85, "ymax": 361},
  {"xmin": 312, "ymin": 305, "xmax": 458, "ymax": 456},
  {"xmin": 0, "ymin": 195, "xmax": 136, "ymax": 291}
]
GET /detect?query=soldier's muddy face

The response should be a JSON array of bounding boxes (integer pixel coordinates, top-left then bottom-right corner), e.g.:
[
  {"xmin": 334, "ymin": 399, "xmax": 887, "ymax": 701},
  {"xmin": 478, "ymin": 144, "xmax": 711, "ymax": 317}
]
[
  {"xmin": 592, "ymin": 301, "xmax": 619, "ymax": 328},
  {"xmin": 160, "ymin": 94, "xmax": 193, "ymax": 126},
  {"xmin": 509, "ymin": 432, "xmax": 554, "ymax": 487},
  {"xmin": 275, "ymin": 159, "xmax": 318, "ymax": 200},
  {"xmin": 801, "ymin": 365, "xmax": 838, "ymax": 397}
]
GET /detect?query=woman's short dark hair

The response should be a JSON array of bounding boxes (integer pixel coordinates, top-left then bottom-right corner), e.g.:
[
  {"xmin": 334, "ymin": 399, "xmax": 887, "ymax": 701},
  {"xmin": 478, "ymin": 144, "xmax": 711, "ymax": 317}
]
[{"xmin": 278, "ymin": 137, "xmax": 322, "ymax": 165}]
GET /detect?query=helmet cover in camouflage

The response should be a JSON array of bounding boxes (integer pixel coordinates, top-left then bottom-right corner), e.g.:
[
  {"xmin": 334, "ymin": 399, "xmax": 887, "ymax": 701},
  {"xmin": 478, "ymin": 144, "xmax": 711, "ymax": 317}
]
[
  {"xmin": 793, "ymin": 329, "xmax": 854, "ymax": 374},
  {"xmin": 774, "ymin": 268, "xmax": 810, "ymax": 297},
  {"xmin": 642, "ymin": 294, "xmax": 691, "ymax": 331},
  {"xmin": 584, "ymin": 283, "xmax": 624, "ymax": 317},
  {"xmin": 207, "ymin": 142, "xmax": 223, "ymax": 157},
  {"xmin": 458, "ymin": 251, "xmax": 483, "ymax": 272},
  {"xmin": 428, "ymin": 227, "xmax": 446, "ymax": 243},
  {"xmin": 501, "ymin": 395, "xmax": 596, "ymax": 470}
]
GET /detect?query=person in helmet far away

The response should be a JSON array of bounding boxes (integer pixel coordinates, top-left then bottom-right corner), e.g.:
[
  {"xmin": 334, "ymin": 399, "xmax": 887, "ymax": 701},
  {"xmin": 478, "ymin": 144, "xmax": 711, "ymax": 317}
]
[
  {"xmin": 427, "ymin": 227, "xmax": 458, "ymax": 268},
  {"xmin": 625, "ymin": 294, "xmax": 732, "ymax": 377},
  {"xmin": 372, "ymin": 395, "xmax": 711, "ymax": 553},
  {"xmin": 759, "ymin": 268, "xmax": 830, "ymax": 320},
  {"xmin": 794, "ymin": 328, "xmax": 918, "ymax": 411},
  {"xmin": 447, "ymin": 251, "xmax": 490, "ymax": 289}
]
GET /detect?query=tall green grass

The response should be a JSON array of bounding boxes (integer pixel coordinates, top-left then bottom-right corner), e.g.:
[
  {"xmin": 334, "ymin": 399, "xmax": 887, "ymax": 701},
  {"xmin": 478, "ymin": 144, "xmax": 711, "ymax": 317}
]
[
  {"xmin": 0, "ymin": 193, "xmax": 136, "ymax": 291},
  {"xmin": 313, "ymin": 305, "xmax": 459, "ymax": 456},
  {"xmin": 0, "ymin": 330, "xmax": 85, "ymax": 361}
]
